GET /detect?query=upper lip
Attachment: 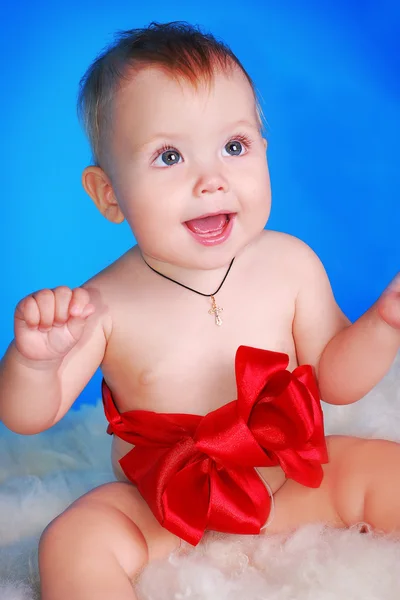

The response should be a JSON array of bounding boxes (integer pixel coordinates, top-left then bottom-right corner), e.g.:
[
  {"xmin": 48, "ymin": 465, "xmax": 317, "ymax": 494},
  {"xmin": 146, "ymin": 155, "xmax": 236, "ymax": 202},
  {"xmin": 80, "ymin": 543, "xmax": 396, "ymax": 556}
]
[{"xmin": 184, "ymin": 210, "xmax": 234, "ymax": 222}]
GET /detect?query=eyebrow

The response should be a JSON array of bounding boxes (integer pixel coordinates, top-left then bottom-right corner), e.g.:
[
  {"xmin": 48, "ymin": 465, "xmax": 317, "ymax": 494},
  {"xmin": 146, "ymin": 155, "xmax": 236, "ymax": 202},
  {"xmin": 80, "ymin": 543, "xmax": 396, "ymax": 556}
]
[
  {"xmin": 136, "ymin": 119, "xmax": 258, "ymax": 151},
  {"xmin": 227, "ymin": 119, "xmax": 259, "ymax": 131}
]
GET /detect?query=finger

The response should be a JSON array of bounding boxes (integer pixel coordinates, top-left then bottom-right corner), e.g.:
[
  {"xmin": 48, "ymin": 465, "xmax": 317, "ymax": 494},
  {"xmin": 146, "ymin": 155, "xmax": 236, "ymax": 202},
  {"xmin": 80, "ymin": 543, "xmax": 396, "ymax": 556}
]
[
  {"xmin": 66, "ymin": 315, "xmax": 89, "ymax": 342},
  {"xmin": 68, "ymin": 287, "xmax": 92, "ymax": 317},
  {"xmin": 53, "ymin": 286, "xmax": 73, "ymax": 325},
  {"xmin": 32, "ymin": 289, "xmax": 56, "ymax": 331},
  {"xmin": 81, "ymin": 303, "xmax": 96, "ymax": 319},
  {"xmin": 15, "ymin": 296, "xmax": 41, "ymax": 328}
]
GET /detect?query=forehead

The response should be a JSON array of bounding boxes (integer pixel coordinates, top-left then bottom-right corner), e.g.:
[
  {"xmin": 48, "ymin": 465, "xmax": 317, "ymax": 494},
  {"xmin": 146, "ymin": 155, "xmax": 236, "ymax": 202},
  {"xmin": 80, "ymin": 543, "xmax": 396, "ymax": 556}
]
[{"xmin": 112, "ymin": 66, "xmax": 258, "ymax": 141}]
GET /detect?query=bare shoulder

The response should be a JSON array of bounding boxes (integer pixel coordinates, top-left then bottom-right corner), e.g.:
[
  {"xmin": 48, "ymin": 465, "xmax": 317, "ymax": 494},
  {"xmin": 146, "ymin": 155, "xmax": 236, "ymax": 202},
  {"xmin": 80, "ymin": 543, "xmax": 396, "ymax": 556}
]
[
  {"xmin": 251, "ymin": 230, "xmax": 349, "ymax": 368},
  {"xmin": 286, "ymin": 233, "xmax": 350, "ymax": 367},
  {"xmin": 265, "ymin": 230, "xmax": 322, "ymax": 263},
  {"xmin": 253, "ymin": 229, "xmax": 319, "ymax": 283},
  {"xmin": 81, "ymin": 246, "xmax": 140, "ymax": 342},
  {"xmin": 258, "ymin": 229, "xmax": 344, "ymax": 296},
  {"xmin": 254, "ymin": 229, "xmax": 316, "ymax": 258}
]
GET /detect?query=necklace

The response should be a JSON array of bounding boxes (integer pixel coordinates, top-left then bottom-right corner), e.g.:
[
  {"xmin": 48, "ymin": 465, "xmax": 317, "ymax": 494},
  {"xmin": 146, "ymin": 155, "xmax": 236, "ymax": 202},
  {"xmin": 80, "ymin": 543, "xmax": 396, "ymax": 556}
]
[{"xmin": 141, "ymin": 255, "xmax": 235, "ymax": 326}]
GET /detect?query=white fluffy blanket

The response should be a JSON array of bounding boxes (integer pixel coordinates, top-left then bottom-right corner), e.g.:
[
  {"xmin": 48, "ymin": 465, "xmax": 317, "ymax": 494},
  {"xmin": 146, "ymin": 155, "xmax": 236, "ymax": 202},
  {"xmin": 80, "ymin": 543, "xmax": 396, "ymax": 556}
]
[{"xmin": 1, "ymin": 357, "xmax": 400, "ymax": 600}]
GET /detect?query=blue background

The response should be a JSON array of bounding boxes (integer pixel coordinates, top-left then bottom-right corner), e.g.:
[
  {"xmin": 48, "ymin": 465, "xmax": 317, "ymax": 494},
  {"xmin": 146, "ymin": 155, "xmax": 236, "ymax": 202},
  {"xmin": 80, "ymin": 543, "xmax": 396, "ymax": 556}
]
[{"xmin": 1, "ymin": 0, "xmax": 399, "ymax": 410}]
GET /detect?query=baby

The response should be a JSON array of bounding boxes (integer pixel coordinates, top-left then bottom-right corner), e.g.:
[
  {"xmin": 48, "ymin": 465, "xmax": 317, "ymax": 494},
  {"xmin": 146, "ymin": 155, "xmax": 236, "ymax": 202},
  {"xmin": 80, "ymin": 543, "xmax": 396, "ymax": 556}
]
[{"xmin": 1, "ymin": 21, "xmax": 400, "ymax": 600}]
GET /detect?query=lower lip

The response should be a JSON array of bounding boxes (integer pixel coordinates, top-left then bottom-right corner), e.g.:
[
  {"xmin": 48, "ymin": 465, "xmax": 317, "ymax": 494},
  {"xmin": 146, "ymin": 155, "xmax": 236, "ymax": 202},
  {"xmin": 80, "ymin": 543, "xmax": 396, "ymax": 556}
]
[{"xmin": 184, "ymin": 214, "xmax": 235, "ymax": 247}]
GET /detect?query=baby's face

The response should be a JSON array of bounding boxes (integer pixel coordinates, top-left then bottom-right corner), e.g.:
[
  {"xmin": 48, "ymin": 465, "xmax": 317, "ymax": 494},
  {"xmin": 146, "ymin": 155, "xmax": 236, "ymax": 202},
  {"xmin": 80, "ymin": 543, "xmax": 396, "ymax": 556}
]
[{"xmin": 108, "ymin": 65, "xmax": 271, "ymax": 270}]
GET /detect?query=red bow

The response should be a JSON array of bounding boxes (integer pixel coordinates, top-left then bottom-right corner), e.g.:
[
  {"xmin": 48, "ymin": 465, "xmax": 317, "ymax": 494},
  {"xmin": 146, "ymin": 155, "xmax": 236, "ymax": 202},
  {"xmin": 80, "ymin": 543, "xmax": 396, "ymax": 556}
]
[{"xmin": 103, "ymin": 346, "xmax": 328, "ymax": 545}]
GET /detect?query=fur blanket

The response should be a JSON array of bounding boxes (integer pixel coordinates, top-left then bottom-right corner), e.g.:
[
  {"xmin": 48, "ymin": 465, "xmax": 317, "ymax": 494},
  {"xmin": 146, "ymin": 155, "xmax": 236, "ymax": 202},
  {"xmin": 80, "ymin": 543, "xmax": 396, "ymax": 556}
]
[{"xmin": 1, "ymin": 356, "xmax": 400, "ymax": 599}]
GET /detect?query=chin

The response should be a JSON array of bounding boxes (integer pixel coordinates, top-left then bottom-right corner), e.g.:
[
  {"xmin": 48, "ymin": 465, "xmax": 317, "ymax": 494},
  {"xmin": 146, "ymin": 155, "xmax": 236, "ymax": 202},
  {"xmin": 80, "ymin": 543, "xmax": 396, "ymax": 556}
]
[{"xmin": 144, "ymin": 217, "xmax": 267, "ymax": 271}]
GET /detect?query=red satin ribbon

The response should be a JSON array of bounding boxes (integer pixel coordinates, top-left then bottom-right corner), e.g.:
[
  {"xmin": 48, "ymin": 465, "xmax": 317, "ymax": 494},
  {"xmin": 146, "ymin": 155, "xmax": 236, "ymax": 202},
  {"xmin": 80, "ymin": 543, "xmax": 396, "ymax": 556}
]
[{"xmin": 102, "ymin": 346, "xmax": 328, "ymax": 545}]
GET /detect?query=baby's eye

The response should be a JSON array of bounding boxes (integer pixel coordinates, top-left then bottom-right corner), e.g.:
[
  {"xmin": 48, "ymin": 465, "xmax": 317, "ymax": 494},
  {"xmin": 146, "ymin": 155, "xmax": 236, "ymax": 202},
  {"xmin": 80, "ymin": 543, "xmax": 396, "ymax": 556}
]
[
  {"xmin": 222, "ymin": 138, "xmax": 248, "ymax": 157},
  {"xmin": 153, "ymin": 148, "xmax": 182, "ymax": 167}
]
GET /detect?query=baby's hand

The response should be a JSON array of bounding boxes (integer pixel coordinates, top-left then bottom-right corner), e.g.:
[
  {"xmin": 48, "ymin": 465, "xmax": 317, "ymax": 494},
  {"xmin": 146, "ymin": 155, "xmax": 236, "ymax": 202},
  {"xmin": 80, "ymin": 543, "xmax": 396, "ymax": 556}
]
[
  {"xmin": 377, "ymin": 273, "xmax": 400, "ymax": 330},
  {"xmin": 14, "ymin": 287, "xmax": 95, "ymax": 364}
]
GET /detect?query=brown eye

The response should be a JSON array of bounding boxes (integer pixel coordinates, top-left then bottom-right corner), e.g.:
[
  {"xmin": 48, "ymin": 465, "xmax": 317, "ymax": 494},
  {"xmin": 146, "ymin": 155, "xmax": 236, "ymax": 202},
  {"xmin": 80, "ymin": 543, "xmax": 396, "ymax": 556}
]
[{"xmin": 224, "ymin": 140, "xmax": 243, "ymax": 156}]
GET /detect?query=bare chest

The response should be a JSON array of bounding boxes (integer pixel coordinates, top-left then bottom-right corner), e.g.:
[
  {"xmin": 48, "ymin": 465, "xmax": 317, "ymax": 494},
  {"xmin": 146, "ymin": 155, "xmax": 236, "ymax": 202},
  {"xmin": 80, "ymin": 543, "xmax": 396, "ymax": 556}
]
[{"xmin": 101, "ymin": 273, "xmax": 297, "ymax": 416}]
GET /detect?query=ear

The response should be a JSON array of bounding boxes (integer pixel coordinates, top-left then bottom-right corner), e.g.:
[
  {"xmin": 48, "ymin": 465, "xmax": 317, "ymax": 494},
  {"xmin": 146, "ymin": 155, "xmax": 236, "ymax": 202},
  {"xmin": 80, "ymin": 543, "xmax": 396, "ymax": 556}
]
[
  {"xmin": 263, "ymin": 138, "xmax": 268, "ymax": 150},
  {"xmin": 82, "ymin": 166, "xmax": 125, "ymax": 224}
]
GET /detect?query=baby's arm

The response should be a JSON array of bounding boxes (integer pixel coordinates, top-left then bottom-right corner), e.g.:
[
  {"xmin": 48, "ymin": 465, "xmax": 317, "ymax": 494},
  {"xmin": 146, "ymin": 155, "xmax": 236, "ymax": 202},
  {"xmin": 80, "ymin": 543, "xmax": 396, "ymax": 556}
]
[
  {"xmin": 317, "ymin": 274, "xmax": 400, "ymax": 404},
  {"xmin": 292, "ymin": 239, "xmax": 400, "ymax": 405},
  {"xmin": 0, "ymin": 285, "xmax": 107, "ymax": 435}
]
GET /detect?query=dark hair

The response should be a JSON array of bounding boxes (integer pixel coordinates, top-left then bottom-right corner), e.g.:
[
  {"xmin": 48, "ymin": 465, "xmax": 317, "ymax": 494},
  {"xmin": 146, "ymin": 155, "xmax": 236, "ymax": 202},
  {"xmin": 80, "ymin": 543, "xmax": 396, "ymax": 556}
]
[{"xmin": 77, "ymin": 21, "xmax": 261, "ymax": 167}]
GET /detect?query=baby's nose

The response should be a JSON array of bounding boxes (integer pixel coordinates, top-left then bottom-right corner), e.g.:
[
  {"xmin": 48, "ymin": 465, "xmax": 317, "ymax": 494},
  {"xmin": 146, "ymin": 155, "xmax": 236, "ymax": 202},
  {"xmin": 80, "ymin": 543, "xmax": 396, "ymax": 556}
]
[{"xmin": 193, "ymin": 173, "xmax": 229, "ymax": 196}]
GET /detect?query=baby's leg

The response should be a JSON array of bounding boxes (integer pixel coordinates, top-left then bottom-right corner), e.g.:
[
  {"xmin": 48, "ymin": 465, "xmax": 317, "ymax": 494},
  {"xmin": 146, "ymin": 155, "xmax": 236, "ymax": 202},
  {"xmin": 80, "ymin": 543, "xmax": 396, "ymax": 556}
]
[
  {"xmin": 267, "ymin": 436, "xmax": 400, "ymax": 536},
  {"xmin": 344, "ymin": 437, "xmax": 400, "ymax": 532},
  {"xmin": 39, "ymin": 481, "xmax": 179, "ymax": 600}
]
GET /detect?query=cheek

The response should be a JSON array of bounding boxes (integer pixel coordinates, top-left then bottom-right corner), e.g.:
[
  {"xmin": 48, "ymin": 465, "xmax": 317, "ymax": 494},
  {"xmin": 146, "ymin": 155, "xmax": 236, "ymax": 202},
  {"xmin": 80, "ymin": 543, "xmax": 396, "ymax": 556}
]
[
  {"xmin": 239, "ymin": 162, "xmax": 271, "ymax": 229},
  {"xmin": 256, "ymin": 159, "xmax": 271, "ymax": 199},
  {"xmin": 238, "ymin": 159, "xmax": 271, "ymax": 204},
  {"xmin": 114, "ymin": 169, "xmax": 159, "ymax": 217},
  {"xmin": 118, "ymin": 175, "xmax": 181, "ymax": 242}
]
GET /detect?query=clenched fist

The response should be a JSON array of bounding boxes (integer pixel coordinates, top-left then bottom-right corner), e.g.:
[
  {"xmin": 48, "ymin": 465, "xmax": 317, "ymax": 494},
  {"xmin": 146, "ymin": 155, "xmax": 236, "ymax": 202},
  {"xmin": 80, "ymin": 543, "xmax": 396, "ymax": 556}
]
[{"xmin": 14, "ymin": 286, "xmax": 95, "ymax": 362}]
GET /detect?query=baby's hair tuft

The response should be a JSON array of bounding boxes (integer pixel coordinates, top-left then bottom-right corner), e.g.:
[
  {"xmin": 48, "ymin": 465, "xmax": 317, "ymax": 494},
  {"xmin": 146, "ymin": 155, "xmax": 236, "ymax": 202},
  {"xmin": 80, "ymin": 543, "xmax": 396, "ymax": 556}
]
[{"xmin": 77, "ymin": 21, "xmax": 261, "ymax": 168}]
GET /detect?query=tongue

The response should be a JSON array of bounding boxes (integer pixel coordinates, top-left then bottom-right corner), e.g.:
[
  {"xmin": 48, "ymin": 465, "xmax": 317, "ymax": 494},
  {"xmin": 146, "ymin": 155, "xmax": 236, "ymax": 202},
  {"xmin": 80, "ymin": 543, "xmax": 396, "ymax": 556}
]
[{"xmin": 186, "ymin": 214, "xmax": 228, "ymax": 234}]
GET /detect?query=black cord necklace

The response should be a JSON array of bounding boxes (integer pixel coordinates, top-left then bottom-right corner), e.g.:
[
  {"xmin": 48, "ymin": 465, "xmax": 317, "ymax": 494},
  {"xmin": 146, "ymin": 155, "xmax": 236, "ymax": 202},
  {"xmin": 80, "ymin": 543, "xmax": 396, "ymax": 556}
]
[{"xmin": 141, "ymin": 255, "xmax": 235, "ymax": 326}]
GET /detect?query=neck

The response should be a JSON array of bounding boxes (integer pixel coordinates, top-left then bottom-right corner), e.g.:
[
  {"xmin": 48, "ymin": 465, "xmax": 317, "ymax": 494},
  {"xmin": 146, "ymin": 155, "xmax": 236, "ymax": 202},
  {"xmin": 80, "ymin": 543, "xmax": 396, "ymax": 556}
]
[{"xmin": 140, "ymin": 252, "xmax": 235, "ymax": 296}]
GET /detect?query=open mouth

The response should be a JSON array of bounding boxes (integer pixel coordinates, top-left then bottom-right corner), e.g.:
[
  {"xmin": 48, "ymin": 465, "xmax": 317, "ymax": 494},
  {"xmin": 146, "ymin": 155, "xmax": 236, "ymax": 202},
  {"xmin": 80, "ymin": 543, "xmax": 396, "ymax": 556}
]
[{"xmin": 184, "ymin": 212, "xmax": 235, "ymax": 246}]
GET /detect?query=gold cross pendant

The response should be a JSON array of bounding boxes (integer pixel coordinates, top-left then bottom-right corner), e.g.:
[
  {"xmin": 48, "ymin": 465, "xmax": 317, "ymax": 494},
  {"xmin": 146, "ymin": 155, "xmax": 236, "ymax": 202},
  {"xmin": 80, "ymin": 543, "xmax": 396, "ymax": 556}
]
[{"xmin": 208, "ymin": 295, "xmax": 223, "ymax": 326}]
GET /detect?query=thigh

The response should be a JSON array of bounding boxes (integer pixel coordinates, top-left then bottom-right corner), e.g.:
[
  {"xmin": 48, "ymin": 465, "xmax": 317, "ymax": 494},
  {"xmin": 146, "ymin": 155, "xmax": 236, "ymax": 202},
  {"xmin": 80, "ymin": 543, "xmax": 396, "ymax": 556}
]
[
  {"xmin": 264, "ymin": 435, "xmax": 370, "ymax": 535},
  {"xmin": 78, "ymin": 481, "xmax": 181, "ymax": 560},
  {"xmin": 346, "ymin": 436, "xmax": 400, "ymax": 532},
  {"xmin": 40, "ymin": 481, "xmax": 180, "ymax": 579}
]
